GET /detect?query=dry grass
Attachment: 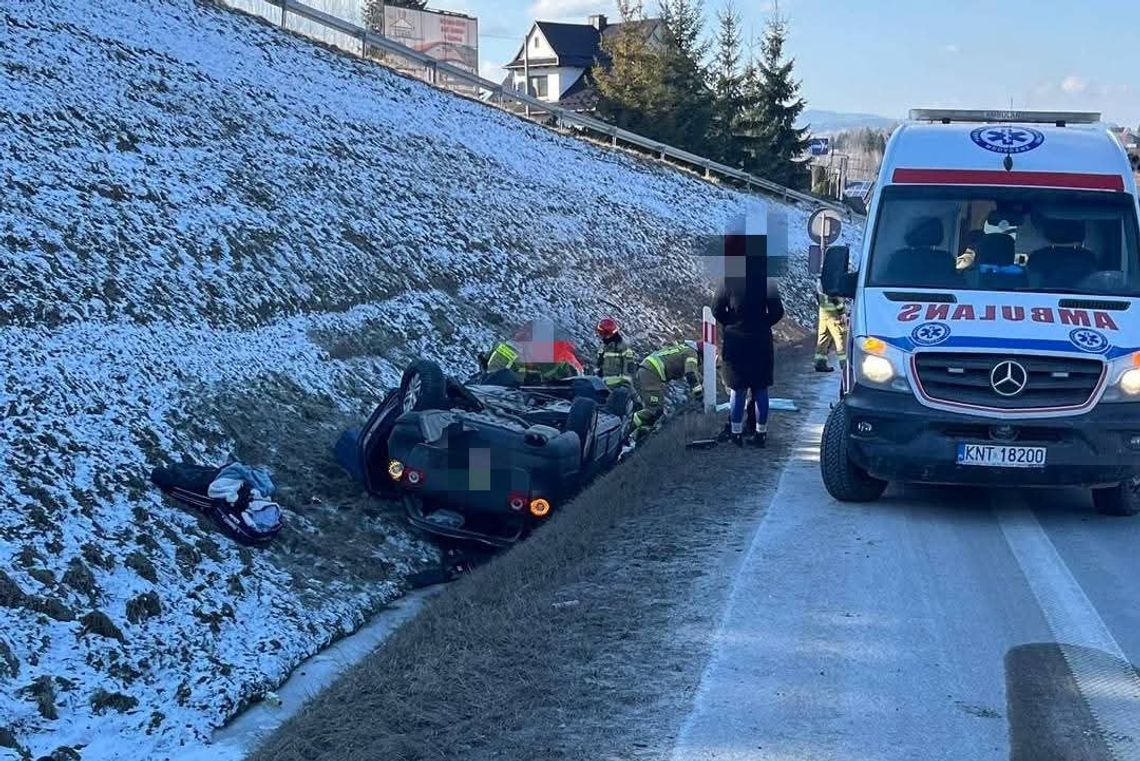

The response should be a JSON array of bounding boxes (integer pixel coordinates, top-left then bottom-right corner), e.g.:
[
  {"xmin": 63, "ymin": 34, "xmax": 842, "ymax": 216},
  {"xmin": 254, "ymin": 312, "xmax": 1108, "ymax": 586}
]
[{"xmin": 252, "ymin": 341, "xmax": 819, "ymax": 761}]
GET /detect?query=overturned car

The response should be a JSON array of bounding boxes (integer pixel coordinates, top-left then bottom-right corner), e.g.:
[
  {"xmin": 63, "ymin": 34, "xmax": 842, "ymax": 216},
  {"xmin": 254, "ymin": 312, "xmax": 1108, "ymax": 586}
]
[{"xmin": 337, "ymin": 359, "xmax": 635, "ymax": 547}]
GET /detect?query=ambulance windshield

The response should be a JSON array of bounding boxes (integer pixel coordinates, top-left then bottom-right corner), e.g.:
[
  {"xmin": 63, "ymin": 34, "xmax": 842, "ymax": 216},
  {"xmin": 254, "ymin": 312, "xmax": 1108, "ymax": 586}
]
[{"xmin": 866, "ymin": 186, "xmax": 1140, "ymax": 297}]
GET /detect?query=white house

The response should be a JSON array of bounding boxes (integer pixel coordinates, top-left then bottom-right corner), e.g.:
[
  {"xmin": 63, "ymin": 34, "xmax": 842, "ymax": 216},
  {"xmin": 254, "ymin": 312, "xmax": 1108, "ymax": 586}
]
[{"xmin": 504, "ymin": 14, "xmax": 665, "ymax": 111}]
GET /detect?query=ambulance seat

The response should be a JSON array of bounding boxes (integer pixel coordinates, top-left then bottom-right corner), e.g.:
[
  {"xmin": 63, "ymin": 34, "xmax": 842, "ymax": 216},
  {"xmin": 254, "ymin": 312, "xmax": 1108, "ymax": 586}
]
[
  {"xmin": 1027, "ymin": 218, "xmax": 1097, "ymax": 288},
  {"xmin": 880, "ymin": 216, "xmax": 959, "ymax": 288}
]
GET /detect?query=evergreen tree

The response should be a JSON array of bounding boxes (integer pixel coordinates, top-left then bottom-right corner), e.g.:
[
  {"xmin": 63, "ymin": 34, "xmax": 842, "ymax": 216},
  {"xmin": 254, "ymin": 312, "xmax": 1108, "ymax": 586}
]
[
  {"xmin": 709, "ymin": 2, "xmax": 745, "ymax": 166},
  {"xmin": 657, "ymin": 0, "xmax": 714, "ymax": 153},
  {"xmin": 593, "ymin": 1, "xmax": 671, "ymax": 139},
  {"xmin": 740, "ymin": 15, "xmax": 811, "ymax": 188}
]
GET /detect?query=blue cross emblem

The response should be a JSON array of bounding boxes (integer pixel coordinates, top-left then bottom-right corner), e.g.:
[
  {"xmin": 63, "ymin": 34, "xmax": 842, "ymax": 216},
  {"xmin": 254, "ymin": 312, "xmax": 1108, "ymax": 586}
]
[
  {"xmin": 971, "ymin": 126, "xmax": 1045, "ymax": 154},
  {"xmin": 986, "ymin": 128, "xmax": 1029, "ymax": 146},
  {"xmin": 911, "ymin": 322, "xmax": 951, "ymax": 346},
  {"xmin": 1069, "ymin": 328, "xmax": 1109, "ymax": 353}
]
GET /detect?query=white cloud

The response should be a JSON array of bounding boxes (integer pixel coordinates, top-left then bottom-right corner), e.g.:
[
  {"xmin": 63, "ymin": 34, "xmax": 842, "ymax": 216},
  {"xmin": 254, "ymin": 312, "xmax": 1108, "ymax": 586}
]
[
  {"xmin": 942, "ymin": 43, "xmax": 960, "ymax": 54},
  {"xmin": 1061, "ymin": 75, "xmax": 1087, "ymax": 94},
  {"xmin": 527, "ymin": 0, "xmax": 614, "ymax": 22}
]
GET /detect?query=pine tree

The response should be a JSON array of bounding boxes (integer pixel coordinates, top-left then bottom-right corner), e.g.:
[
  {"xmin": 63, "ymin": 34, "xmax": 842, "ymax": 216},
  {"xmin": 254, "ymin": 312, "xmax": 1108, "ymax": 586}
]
[
  {"xmin": 657, "ymin": 0, "xmax": 714, "ymax": 152},
  {"xmin": 709, "ymin": 2, "xmax": 745, "ymax": 166},
  {"xmin": 740, "ymin": 15, "xmax": 811, "ymax": 188},
  {"xmin": 593, "ymin": 1, "xmax": 670, "ymax": 138}
]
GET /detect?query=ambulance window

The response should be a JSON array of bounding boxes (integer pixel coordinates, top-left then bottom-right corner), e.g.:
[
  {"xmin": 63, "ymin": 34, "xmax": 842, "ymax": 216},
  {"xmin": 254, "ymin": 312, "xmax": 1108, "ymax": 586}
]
[{"xmin": 865, "ymin": 186, "xmax": 1140, "ymax": 296}]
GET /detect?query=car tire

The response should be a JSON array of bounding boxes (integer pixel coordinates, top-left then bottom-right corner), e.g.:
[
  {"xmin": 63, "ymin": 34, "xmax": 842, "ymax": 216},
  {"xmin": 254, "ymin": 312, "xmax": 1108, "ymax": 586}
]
[
  {"xmin": 820, "ymin": 403, "xmax": 887, "ymax": 502},
  {"xmin": 1092, "ymin": 478, "xmax": 1140, "ymax": 517},
  {"xmin": 400, "ymin": 360, "xmax": 448, "ymax": 413},
  {"xmin": 605, "ymin": 388, "xmax": 633, "ymax": 418},
  {"xmin": 566, "ymin": 397, "xmax": 598, "ymax": 463}
]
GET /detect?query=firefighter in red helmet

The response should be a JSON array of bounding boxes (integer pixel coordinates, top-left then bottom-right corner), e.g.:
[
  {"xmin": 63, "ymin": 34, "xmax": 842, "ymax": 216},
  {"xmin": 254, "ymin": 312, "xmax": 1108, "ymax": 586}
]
[{"xmin": 595, "ymin": 317, "xmax": 637, "ymax": 390}]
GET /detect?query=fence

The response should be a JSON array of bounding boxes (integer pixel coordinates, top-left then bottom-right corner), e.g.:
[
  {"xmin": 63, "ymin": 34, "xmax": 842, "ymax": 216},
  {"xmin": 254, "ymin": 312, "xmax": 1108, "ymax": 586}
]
[{"xmin": 212, "ymin": 0, "xmax": 852, "ymax": 214}]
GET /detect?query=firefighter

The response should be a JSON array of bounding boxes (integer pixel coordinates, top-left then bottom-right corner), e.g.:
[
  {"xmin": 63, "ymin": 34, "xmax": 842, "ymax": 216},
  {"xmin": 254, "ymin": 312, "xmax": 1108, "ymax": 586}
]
[
  {"xmin": 632, "ymin": 340, "xmax": 703, "ymax": 430},
  {"xmin": 594, "ymin": 317, "xmax": 637, "ymax": 389},
  {"xmin": 815, "ymin": 283, "xmax": 848, "ymax": 373},
  {"xmin": 483, "ymin": 322, "xmax": 585, "ymax": 383}
]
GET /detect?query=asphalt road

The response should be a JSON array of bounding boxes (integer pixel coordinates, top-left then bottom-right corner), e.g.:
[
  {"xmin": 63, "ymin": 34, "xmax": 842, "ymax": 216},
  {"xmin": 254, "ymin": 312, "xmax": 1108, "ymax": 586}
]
[{"xmin": 672, "ymin": 378, "xmax": 1140, "ymax": 761}]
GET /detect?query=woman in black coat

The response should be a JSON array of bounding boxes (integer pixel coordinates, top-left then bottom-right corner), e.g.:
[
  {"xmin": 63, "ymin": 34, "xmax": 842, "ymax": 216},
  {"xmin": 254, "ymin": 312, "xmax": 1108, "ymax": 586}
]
[{"xmin": 714, "ymin": 274, "xmax": 785, "ymax": 447}]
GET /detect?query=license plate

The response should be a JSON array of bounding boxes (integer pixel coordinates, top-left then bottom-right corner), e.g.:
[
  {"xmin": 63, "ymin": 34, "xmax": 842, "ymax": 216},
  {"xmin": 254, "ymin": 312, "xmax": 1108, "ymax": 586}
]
[{"xmin": 956, "ymin": 443, "xmax": 1047, "ymax": 468}]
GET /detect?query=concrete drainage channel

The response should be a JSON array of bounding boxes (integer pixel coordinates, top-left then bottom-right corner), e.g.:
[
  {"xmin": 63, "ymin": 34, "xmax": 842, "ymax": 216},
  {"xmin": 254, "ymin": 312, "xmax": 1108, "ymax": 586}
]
[{"xmin": 186, "ymin": 587, "xmax": 443, "ymax": 760}]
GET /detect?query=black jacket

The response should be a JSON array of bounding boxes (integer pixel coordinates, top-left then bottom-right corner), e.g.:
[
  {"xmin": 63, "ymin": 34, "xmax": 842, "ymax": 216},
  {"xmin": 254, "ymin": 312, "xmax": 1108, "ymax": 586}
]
[{"xmin": 714, "ymin": 281, "xmax": 785, "ymax": 390}]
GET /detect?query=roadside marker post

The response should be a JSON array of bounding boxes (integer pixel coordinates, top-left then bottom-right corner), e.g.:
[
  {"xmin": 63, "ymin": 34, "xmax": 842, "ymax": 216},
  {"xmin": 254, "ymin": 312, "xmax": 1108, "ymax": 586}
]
[{"xmin": 702, "ymin": 307, "xmax": 717, "ymax": 414}]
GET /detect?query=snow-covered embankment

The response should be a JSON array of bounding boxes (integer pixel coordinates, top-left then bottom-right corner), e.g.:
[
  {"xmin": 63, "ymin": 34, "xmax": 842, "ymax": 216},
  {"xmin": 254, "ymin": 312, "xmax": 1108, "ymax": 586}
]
[{"xmin": 0, "ymin": 0, "xmax": 861, "ymax": 757}]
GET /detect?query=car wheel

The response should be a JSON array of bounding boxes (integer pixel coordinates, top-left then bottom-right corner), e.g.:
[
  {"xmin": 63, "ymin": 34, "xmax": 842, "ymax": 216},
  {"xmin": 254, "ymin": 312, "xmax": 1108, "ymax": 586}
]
[
  {"xmin": 400, "ymin": 361, "xmax": 448, "ymax": 413},
  {"xmin": 1092, "ymin": 478, "xmax": 1140, "ymax": 517},
  {"xmin": 566, "ymin": 397, "xmax": 598, "ymax": 463},
  {"xmin": 820, "ymin": 403, "xmax": 887, "ymax": 502}
]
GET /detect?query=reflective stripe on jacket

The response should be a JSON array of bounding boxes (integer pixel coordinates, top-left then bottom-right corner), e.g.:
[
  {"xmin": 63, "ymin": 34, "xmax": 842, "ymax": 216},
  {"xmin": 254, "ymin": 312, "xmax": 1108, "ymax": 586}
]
[{"xmin": 641, "ymin": 344, "xmax": 698, "ymax": 383}]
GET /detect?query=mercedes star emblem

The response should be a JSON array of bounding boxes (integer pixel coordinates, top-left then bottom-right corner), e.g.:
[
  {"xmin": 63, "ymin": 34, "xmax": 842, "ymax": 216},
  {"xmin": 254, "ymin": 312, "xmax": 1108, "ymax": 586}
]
[{"xmin": 990, "ymin": 360, "xmax": 1028, "ymax": 397}]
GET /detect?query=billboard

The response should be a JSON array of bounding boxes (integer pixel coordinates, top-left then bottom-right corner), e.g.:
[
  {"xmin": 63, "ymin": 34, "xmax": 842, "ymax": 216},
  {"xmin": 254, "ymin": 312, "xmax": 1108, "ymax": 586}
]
[
  {"xmin": 382, "ymin": 6, "xmax": 478, "ymax": 77},
  {"xmin": 808, "ymin": 137, "xmax": 830, "ymax": 156}
]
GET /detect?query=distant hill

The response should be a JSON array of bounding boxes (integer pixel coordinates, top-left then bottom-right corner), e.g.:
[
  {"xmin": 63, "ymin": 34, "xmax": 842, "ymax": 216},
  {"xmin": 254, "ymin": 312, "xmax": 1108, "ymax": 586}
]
[{"xmin": 798, "ymin": 109, "xmax": 899, "ymax": 134}]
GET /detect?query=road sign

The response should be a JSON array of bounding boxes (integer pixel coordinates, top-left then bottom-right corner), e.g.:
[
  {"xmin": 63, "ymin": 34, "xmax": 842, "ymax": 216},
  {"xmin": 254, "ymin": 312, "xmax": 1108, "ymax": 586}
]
[
  {"xmin": 808, "ymin": 208, "xmax": 843, "ymax": 246},
  {"xmin": 808, "ymin": 137, "xmax": 830, "ymax": 156}
]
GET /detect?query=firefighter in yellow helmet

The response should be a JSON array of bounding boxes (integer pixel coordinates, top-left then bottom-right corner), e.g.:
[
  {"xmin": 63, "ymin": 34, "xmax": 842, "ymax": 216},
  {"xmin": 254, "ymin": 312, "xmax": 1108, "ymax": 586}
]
[
  {"xmin": 632, "ymin": 340, "xmax": 703, "ymax": 430},
  {"xmin": 594, "ymin": 317, "xmax": 637, "ymax": 390}
]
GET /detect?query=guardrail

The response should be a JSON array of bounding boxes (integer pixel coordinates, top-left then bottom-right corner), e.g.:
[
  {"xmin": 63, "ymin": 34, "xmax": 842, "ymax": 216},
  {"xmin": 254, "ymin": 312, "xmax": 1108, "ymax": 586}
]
[{"xmin": 215, "ymin": 0, "xmax": 852, "ymax": 214}]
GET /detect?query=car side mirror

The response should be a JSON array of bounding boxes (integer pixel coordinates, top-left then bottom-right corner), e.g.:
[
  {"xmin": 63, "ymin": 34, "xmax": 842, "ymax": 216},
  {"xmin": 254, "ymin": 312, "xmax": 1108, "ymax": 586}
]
[{"xmin": 821, "ymin": 245, "xmax": 857, "ymax": 299}]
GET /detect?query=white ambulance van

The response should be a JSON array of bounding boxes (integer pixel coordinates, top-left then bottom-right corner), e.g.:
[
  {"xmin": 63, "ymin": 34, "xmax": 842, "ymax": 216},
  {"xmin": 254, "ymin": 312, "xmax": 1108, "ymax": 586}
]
[{"xmin": 819, "ymin": 110, "xmax": 1140, "ymax": 515}]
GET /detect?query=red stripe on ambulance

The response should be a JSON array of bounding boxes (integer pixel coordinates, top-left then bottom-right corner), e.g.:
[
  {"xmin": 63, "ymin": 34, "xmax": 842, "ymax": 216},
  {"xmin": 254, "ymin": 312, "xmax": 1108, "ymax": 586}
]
[
  {"xmin": 897, "ymin": 303, "xmax": 1119, "ymax": 331},
  {"xmin": 892, "ymin": 168, "xmax": 1125, "ymax": 192}
]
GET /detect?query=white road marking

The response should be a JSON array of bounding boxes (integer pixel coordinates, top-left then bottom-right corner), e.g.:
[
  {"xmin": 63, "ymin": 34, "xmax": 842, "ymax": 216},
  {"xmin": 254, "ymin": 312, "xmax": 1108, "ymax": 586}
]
[{"xmin": 998, "ymin": 504, "xmax": 1140, "ymax": 760}]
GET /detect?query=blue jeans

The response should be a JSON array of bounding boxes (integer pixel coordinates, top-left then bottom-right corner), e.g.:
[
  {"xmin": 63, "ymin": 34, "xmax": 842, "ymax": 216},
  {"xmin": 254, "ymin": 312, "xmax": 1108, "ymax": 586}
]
[{"xmin": 730, "ymin": 387, "xmax": 769, "ymax": 434}]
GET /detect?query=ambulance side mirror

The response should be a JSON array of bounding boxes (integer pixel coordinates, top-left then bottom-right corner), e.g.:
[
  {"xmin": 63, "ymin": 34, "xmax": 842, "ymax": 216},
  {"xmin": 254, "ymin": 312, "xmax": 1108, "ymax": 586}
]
[{"xmin": 821, "ymin": 245, "xmax": 857, "ymax": 299}]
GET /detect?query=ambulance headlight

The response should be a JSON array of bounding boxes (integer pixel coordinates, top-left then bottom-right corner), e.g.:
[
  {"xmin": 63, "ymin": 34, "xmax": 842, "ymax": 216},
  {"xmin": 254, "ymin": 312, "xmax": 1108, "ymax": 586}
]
[
  {"xmin": 861, "ymin": 355, "xmax": 895, "ymax": 384},
  {"xmin": 1121, "ymin": 369, "xmax": 1140, "ymax": 396},
  {"xmin": 1101, "ymin": 354, "xmax": 1140, "ymax": 403},
  {"xmin": 854, "ymin": 337, "xmax": 910, "ymax": 393}
]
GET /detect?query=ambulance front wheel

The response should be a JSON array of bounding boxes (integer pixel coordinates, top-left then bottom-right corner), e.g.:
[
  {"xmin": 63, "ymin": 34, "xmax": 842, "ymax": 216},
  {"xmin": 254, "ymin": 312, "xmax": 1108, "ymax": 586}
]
[{"xmin": 820, "ymin": 403, "xmax": 888, "ymax": 503}]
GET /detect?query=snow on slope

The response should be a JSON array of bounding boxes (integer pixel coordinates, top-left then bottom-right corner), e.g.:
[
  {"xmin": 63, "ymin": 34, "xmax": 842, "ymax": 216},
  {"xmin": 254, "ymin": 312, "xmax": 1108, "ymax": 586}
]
[{"xmin": 0, "ymin": 0, "xmax": 863, "ymax": 758}]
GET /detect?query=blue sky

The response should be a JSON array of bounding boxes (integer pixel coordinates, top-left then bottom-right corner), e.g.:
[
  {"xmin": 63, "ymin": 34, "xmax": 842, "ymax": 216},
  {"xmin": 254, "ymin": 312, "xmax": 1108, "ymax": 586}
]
[{"xmin": 435, "ymin": 0, "xmax": 1140, "ymax": 127}]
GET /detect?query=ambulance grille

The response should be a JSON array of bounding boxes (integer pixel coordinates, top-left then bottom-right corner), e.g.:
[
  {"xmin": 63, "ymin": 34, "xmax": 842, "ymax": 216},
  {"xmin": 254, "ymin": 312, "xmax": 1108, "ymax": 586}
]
[{"xmin": 913, "ymin": 352, "xmax": 1105, "ymax": 410}]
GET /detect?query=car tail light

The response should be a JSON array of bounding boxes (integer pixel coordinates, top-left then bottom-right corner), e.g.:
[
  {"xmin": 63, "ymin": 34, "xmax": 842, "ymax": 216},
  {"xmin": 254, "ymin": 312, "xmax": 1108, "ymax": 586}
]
[
  {"xmin": 508, "ymin": 492, "xmax": 527, "ymax": 512},
  {"xmin": 529, "ymin": 498, "xmax": 552, "ymax": 518},
  {"xmin": 388, "ymin": 460, "xmax": 405, "ymax": 481},
  {"xmin": 405, "ymin": 469, "xmax": 424, "ymax": 486}
]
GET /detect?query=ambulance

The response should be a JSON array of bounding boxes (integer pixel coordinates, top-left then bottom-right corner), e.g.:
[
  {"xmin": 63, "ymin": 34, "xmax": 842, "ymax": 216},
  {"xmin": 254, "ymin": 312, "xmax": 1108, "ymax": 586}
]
[{"xmin": 819, "ymin": 109, "xmax": 1140, "ymax": 515}]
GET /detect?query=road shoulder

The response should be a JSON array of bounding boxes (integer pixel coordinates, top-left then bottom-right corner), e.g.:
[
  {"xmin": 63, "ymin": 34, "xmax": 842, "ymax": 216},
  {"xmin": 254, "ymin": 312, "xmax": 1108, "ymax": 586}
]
[{"xmin": 250, "ymin": 342, "xmax": 824, "ymax": 761}]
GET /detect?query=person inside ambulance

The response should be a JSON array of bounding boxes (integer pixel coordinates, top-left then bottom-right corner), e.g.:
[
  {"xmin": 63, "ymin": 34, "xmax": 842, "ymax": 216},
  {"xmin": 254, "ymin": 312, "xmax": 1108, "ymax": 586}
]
[
  {"xmin": 955, "ymin": 208, "xmax": 1025, "ymax": 273},
  {"xmin": 958, "ymin": 208, "xmax": 1029, "ymax": 288}
]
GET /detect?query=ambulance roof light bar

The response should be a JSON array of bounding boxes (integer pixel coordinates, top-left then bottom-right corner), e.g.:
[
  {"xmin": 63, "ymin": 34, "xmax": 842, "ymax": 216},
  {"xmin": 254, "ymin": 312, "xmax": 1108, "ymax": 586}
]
[{"xmin": 909, "ymin": 109, "xmax": 1101, "ymax": 127}]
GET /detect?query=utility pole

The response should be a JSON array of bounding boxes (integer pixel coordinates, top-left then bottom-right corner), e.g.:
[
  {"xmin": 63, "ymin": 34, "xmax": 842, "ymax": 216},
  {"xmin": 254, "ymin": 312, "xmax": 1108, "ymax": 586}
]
[{"xmin": 523, "ymin": 25, "xmax": 531, "ymax": 119}]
